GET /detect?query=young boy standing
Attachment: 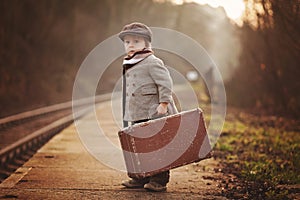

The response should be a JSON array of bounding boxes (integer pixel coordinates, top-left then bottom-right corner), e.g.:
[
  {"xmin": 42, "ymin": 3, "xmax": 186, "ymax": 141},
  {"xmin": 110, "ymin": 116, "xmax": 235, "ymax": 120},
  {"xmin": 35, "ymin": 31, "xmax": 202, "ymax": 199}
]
[{"xmin": 118, "ymin": 22, "xmax": 178, "ymax": 192}]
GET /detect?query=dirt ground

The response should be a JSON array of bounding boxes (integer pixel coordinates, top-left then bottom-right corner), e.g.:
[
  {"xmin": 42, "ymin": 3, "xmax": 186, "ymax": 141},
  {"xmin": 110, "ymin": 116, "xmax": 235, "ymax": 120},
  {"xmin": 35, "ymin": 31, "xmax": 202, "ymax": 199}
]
[
  {"xmin": 1, "ymin": 100, "xmax": 298, "ymax": 199},
  {"xmin": 0, "ymin": 101, "xmax": 230, "ymax": 200}
]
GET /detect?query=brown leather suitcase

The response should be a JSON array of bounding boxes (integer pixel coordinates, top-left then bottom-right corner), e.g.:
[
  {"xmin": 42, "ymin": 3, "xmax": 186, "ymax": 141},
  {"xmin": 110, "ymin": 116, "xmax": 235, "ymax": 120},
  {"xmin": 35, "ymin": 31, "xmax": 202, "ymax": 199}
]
[{"xmin": 118, "ymin": 108, "xmax": 211, "ymax": 178}]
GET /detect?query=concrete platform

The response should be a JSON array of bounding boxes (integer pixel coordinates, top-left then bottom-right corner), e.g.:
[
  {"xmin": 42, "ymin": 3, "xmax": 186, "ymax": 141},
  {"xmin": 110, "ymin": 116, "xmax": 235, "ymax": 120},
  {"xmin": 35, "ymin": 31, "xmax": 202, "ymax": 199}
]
[{"xmin": 0, "ymin": 101, "xmax": 226, "ymax": 200}]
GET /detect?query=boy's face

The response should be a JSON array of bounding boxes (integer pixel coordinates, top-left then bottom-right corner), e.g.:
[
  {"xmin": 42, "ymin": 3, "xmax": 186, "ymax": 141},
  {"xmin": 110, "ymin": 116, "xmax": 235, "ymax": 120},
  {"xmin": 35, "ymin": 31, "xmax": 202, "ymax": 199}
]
[{"xmin": 123, "ymin": 35, "xmax": 146, "ymax": 55}]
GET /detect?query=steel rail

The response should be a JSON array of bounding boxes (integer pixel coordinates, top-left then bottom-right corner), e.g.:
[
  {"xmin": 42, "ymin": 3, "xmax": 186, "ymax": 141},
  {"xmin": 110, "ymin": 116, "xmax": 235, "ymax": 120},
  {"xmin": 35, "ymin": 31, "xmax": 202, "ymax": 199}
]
[
  {"xmin": 0, "ymin": 93, "xmax": 112, "ymax": 182},
  {"xmin": 0, "ymin": 108, "xmax": 87, "ymax": 165},
  {"xmin": 0, "ymin": 93, "xmax": 111, "ymax": 128}
]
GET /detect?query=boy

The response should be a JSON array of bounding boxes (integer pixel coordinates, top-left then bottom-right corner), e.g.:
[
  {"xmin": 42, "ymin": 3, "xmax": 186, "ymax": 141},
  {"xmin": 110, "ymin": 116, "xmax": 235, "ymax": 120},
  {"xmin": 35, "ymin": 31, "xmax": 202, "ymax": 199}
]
[{"xmin": 118, "ymin": 22, "xmax": 178, "ymax": 192}]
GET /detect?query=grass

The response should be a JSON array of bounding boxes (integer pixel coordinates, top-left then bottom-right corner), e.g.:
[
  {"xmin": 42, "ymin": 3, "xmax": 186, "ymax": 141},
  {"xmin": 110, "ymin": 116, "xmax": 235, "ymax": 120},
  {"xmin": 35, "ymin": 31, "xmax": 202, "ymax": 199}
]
[{"xmin": 214, "ymin": 110, "xmax": 300, "ymax": 199}]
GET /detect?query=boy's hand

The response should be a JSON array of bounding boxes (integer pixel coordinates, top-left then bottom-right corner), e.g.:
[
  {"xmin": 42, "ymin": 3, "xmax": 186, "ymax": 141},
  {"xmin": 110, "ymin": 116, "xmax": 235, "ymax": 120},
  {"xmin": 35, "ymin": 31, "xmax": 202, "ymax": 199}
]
[{"xmin": 157, "ymin": 102, "xmax": 168, "ymax": 115}]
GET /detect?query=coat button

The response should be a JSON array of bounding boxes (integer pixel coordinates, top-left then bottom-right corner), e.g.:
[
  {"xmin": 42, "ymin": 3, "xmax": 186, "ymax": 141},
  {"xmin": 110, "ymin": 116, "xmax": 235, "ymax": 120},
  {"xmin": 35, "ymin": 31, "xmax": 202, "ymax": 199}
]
[
  {"xmin": 132, "ymin": 83, "xmax": 136, "ymax": 87},
  {"xmin": 132, "ymin": 93, "xmax": 135, "ymax": 96}
]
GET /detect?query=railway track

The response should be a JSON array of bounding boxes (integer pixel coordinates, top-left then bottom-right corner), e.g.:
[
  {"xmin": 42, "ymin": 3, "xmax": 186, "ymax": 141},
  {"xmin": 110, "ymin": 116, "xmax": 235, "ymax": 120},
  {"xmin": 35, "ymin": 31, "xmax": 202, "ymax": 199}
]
[{"xmin": 0, "ymin": 94, "xmax": 110, "ymax": 183}]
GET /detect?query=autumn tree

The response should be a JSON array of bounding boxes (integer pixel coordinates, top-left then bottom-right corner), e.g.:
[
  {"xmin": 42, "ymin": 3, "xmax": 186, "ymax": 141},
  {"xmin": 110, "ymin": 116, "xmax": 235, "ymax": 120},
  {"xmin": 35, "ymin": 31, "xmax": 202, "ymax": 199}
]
[{"xmin": 226, "ymin": 0, "xmax": 300, "ymax": 116}]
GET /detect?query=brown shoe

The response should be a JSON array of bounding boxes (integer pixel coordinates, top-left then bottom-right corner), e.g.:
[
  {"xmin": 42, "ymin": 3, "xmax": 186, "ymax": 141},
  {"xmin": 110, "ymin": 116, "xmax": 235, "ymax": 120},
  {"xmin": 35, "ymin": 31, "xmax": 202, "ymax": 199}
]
[
  {"xmin": 144, "ymin": 182, "xmax": 167, "ymax": 192},
  {"xmin": 122, "ymin": 179, "xmax": 147, "ymax": 188}
]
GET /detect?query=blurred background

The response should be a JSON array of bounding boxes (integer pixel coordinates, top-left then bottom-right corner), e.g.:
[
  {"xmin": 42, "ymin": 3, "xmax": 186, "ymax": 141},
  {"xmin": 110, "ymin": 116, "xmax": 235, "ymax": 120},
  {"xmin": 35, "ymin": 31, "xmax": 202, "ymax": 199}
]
[{"xmin": 0, "ymin": 0, "xmax": 299, "ymax": 118}]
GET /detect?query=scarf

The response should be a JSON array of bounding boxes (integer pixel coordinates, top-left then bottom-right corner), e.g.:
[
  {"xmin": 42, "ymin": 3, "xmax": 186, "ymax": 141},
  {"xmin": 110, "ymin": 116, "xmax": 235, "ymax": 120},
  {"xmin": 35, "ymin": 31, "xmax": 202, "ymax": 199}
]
[{"xmin": 123, "ymin": 48, "xmax": 153, "ymax": 66}]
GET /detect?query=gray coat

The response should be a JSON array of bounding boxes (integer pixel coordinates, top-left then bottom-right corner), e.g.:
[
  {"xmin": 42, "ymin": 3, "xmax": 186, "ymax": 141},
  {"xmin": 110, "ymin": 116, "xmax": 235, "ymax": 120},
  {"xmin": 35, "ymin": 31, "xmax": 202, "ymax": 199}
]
[{"xmin": 123, "ymin": 55, "xmax": 178, "ymax": 122}]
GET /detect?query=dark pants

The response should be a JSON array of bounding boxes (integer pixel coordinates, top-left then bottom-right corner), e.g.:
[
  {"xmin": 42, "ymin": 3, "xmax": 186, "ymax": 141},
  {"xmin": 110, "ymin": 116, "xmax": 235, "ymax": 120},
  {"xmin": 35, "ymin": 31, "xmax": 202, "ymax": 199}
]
[{"xmin": 130, "ymin": 119, "xmax": 170, "ymax": 186}]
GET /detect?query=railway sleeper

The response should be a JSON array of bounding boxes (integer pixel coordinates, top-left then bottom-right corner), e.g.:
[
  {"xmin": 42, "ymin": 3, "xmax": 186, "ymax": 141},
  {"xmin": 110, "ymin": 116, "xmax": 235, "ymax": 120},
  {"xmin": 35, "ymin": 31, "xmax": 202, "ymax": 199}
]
[
  {"xmin": 0, "ymin": 169, "xmax": 11, "ymax": 182},
  {"xmin": 3, "ymin": 163, "xmax": 19, "ymax": 172}
]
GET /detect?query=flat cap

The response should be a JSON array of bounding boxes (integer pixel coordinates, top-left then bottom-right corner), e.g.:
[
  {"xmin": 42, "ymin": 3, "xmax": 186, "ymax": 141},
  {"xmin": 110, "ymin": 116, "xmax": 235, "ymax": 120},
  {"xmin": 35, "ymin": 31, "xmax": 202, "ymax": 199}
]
[{"xmin": 118, "ymin": 22, "xmax": 152, "ymax": 42}]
